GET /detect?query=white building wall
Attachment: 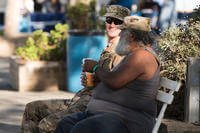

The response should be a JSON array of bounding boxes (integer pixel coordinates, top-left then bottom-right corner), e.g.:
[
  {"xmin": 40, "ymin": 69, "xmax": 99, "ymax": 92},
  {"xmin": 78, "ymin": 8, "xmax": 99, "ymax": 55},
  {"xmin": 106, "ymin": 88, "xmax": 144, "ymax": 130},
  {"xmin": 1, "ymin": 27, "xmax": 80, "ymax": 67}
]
[
  {"xmin": 0, "ymin": 0, "xmax": 7, "ymax": 12},
  {"xmin": 175, "ymin": 0, "xmax": 200, "ymax": 12}
]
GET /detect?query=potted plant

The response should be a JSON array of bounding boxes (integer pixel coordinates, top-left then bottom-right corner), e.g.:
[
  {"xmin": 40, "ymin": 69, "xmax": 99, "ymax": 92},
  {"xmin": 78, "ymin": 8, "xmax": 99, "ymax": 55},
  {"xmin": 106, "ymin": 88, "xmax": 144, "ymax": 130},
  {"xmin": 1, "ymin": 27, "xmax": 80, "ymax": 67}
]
[
  {"xmin": 65, "ymin": 0, "xmax": 106, "ymax": 92},
  {"xmin": 67, "ymin": 0, "xmax": 105, "ymax": 31},
  {"xmin": 10, "ymin": 23, "xmax": 68, "ymax": 92},
  {"xmin": 158, "ymin": 6, "xmax": 200, "ymax": 121}
]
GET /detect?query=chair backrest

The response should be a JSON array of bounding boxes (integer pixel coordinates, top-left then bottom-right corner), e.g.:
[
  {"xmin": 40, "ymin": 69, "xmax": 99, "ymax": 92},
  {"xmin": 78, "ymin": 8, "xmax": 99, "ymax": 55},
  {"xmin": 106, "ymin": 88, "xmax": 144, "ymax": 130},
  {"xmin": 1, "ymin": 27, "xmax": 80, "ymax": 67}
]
[{"xmin": 152, "ymin": 77, "xmax": 182, "ymax": 133}]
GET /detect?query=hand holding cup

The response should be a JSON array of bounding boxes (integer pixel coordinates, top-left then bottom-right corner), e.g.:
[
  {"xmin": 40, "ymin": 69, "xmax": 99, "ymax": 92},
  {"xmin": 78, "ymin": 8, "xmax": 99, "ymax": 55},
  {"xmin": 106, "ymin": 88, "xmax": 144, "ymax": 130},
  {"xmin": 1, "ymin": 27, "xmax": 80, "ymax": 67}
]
[
  {"xmin": 82, "ymin": 58, "xmax": 98, "ymax": 72},
  {"xmin": 81, "ymin": 72, "xmax": 95, "ymax": 88}
]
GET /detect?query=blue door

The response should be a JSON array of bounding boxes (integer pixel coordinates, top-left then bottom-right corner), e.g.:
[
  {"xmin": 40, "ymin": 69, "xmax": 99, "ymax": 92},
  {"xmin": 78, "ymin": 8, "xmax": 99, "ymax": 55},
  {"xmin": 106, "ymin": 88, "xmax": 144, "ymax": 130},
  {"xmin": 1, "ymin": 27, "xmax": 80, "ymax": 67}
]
[{"xmin": 67, "ymin": 31, "xmax": 106, "ymax": 92}]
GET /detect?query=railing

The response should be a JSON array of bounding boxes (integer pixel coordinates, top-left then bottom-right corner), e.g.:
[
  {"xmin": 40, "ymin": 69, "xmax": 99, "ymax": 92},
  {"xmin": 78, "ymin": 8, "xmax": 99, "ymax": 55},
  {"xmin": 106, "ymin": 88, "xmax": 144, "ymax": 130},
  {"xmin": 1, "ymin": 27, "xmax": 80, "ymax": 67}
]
[
  {"xmin": 30, "ymin": 12, "xmax": 66, "ymax": 32},
  {"xmin": 20, "ymin": 12, "xmax": 66, "ymax": 33}
]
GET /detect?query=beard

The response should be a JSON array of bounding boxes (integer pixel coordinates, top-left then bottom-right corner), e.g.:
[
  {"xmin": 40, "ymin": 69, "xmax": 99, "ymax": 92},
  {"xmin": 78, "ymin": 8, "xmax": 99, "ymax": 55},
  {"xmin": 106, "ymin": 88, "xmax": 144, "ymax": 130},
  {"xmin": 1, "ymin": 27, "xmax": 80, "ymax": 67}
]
[{"xmin": 115, "ymin": 32, "xmax": 131, "ymax": 56}]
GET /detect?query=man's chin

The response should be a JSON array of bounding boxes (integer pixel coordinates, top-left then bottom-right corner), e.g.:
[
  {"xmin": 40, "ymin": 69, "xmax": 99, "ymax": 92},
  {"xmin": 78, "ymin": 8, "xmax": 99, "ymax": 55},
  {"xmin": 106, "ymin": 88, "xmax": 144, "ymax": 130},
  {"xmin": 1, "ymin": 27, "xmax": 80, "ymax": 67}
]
[{"xmin": 107, "ymin": 31, "xmax": 121, "ymax": 37}]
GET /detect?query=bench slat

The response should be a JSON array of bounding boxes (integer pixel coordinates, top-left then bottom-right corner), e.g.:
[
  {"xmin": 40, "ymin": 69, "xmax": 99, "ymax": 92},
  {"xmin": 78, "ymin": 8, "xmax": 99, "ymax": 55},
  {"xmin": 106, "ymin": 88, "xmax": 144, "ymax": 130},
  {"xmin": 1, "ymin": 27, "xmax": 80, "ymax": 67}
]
[
  {"xmin": 160, "ymin": 77, "xmax": 181, "ymax": 92},
  {"xmin": 156, "ymin": 90, "xmax": 174, "ymax": 104}
]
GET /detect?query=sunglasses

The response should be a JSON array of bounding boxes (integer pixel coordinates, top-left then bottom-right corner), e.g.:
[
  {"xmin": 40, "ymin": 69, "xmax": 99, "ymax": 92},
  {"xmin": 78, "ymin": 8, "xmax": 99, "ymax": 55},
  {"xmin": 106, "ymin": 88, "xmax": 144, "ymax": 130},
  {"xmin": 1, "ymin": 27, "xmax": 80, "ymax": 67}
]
[{"xmin": 106, "ymin": 17, "xmax": 123, "ymax": 25}]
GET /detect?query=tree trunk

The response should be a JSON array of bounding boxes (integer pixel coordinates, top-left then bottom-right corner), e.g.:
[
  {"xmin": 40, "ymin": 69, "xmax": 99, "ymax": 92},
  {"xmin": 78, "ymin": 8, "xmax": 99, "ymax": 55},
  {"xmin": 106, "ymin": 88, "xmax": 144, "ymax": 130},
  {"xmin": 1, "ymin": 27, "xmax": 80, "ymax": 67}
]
[{"xmin": 4, "ymin": 0, "xmax": 23, "ymax": 38}]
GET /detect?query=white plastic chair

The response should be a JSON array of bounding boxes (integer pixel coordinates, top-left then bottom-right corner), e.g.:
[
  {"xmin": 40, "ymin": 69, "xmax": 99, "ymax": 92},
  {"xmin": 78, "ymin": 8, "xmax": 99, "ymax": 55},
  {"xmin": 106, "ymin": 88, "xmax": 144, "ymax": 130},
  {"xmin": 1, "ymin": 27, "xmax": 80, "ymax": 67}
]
[{"xmin": 152, "ymin": 77, "xmax": 182, "ymax": 133}]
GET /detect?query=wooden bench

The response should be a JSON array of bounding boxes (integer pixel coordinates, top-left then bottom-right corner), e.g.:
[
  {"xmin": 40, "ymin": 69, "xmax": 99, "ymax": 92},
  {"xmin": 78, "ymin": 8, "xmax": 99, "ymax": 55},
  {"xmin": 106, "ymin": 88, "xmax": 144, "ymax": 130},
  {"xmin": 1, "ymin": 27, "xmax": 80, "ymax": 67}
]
[{"xmin": 152, "ymin": 77, "xmax": 182, "ymax": 133}]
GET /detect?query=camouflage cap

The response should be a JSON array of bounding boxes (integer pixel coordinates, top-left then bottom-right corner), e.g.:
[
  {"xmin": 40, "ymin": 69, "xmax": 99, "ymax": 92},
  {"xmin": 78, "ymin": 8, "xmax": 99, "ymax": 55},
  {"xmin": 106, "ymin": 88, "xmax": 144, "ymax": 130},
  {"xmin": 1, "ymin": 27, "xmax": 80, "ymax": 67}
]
[
  {"xmin": 104, "ymin": 5, "xmax": 130, "ymax": 21},
  {"xmin": 119, "ymin": 16, "xmax": 151, "ymax": 32}
]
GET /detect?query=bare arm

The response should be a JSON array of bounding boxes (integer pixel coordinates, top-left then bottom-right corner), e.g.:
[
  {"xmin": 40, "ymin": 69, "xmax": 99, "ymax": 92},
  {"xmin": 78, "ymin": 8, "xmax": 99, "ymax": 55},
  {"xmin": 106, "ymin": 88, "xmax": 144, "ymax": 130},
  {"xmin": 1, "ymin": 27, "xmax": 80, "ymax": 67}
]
[{"xmin": 95, "ymin": 49, "xmax": 158, "ymax": 89}]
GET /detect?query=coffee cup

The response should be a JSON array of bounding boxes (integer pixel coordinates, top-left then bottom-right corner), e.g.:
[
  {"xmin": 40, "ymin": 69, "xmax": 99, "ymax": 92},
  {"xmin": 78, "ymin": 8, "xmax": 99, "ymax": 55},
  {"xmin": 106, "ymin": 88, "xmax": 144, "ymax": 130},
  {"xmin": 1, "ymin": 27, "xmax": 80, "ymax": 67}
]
[{"xmin": 85, "ymin": 72, "xmax": 94, "ymax": 88}]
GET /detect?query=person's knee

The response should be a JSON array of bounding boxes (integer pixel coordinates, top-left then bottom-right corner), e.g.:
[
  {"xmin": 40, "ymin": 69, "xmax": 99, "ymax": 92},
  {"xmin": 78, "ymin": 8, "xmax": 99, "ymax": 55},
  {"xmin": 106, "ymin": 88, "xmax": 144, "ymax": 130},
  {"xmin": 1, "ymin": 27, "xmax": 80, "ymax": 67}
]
[
  {"xmin": 25, "ymin": 100, "xmax": 46, "ymax": 112},
  {"xmin": 55, "ymin": 118, "xmax": 70, "ymax": 133},
  {"xmin": 38, "ymin": 118, "xmax": 48, "ymax": 132},
  {"xmin": 23, "ymin": 100, "xmax": 43, "ymax": 117},
  {"xmin": 70, "ymin": 122, "xmax": 92, "ymax": 133},
  {"xmin": 55, "ymin": 112, "xmax": 88, "ymax": 133},
  {"xmin": 39, "ymin": 115, "xmax": 58, "ymax": 133},
  {"xmin": 70, "ymin": 114, "xmax": 109, "ymax": 133},
  {"xmin": 25, "ymin": 100, "xmax": 40, "ymax": 109}
]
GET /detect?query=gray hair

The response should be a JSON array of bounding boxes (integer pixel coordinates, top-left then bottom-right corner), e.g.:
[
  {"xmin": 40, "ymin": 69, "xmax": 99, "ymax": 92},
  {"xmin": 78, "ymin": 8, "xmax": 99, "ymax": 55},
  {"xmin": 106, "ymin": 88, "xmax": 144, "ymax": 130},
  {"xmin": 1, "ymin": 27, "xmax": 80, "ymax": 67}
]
[{"xmin": 126, "ymin": 29, "xmax": 159, "ymax": 46}]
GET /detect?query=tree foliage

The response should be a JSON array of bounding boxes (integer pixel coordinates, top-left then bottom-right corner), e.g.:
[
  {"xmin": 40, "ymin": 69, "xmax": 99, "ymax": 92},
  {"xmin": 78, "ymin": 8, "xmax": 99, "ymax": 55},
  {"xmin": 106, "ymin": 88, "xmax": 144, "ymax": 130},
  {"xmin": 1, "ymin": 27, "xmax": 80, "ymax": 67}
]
[
  {"xmin": 158, "ymin": 6, "xmax": 200, "ymax": 120},
  {"xmin": 158, "ymin": 6, "xmax": 200, "ymax": 81},
  {"xmin": 67, "ymin": 0, "xmax": 105, "ymax": 30}
]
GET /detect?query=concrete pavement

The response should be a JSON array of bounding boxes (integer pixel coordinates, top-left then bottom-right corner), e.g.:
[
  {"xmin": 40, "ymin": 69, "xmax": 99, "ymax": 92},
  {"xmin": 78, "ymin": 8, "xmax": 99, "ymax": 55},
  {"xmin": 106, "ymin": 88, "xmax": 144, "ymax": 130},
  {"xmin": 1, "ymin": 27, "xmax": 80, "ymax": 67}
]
[
  {"xmin": 0, "ymin": 90, "xmax": 74, "ymax": 133},
  {"xmin": 0, "ymin": 57, "xmax": 74, "ymax": 133},
  {"xmin": 0, "ymin": 57, "xmax": 11, "ymax": 90}
]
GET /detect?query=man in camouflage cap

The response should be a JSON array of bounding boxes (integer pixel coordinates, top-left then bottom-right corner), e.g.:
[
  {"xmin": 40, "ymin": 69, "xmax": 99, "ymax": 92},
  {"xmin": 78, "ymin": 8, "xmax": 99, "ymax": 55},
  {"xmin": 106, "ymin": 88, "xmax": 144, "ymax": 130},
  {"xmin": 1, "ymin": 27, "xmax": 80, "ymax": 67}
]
[
  {"xmin": 119, "ymin": 15, "xmax": 151, "ymax": 31},
  {"xmin": 104, "ymin": 5, "xmax": 130, "ymax": 21},
  {"xmin": 21, "ymin": 5, "xmax": 130, "ymax": 133}
]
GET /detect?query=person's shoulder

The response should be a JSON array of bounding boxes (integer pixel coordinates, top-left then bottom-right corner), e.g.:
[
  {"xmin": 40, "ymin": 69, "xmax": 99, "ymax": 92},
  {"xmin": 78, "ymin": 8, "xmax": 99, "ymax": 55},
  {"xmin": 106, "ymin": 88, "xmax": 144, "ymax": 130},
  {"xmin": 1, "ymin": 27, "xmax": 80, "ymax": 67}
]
[
  {"xmin": 127, "ymin": 48, "xmax": 155, "ymax": 64},
  {"xmin": 128, "ymin": 48, "xmax": 151, "ymax": 58}
]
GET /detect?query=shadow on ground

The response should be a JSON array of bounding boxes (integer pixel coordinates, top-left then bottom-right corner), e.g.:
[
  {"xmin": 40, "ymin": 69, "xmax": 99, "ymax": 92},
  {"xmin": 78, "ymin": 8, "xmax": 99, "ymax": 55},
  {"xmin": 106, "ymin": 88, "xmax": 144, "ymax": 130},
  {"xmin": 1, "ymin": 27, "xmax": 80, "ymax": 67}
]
[
  {"xmin": 0, "ymin": 57, "xmax": 16, "ymax": 91},
  {"xmin": 0, "ymin": 122, "xmax": 20, "ymax": 133}
]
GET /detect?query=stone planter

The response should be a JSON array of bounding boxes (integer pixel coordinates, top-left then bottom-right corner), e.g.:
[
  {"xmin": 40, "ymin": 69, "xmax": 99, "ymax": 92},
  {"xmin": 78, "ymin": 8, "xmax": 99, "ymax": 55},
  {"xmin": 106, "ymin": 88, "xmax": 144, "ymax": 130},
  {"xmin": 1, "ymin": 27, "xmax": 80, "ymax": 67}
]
[{"xmin": 10, "ymin": 56, "xmax": 66, "ymax": 92}]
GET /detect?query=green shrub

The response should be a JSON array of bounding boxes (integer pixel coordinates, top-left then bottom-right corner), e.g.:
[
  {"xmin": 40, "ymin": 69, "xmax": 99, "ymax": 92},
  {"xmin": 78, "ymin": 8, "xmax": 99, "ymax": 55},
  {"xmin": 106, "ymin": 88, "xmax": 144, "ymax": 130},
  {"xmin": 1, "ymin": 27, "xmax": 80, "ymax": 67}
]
[
  {"xmin": 16, "ymin": 23, "xmax": 68, "ymax": 61},
  {"xmin": 158, "ymin": 7, "xmax": 200, "ymax": 81},
  {"xmin": 158, "ymin": 6, "xmax": 200, "ymax": 120},
  {"xmin": 67, "ymin": 3, "xmax": 89, "ymax": 30}
]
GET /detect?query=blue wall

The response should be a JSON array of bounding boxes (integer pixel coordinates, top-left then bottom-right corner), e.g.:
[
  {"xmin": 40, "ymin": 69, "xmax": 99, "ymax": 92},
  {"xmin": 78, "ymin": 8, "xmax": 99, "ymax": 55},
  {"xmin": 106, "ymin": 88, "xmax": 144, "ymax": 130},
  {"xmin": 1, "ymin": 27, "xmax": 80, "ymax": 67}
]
[
  {"xmin": 67, "ymin": 33, "xmax": 106, "ymax": 92},
  {"xmin": 110, "ymin": 0, "xmax": 134, "ymax": 9}
]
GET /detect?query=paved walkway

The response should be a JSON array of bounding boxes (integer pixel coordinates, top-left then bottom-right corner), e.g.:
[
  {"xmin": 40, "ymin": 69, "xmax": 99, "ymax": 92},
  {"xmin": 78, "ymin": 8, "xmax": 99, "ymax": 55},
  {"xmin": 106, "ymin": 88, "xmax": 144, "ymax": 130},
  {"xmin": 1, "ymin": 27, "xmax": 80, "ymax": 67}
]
[
  {"xmin": 0, "ymin": 57, "xmax": 74, "ymax": 133},
  {"xmin": 0, "ymin": 57, "xmax": 11, "ymax": 90},
  {"xmin": 0, "ymin": 90, "xmax": 74, "ymax": 133}
]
